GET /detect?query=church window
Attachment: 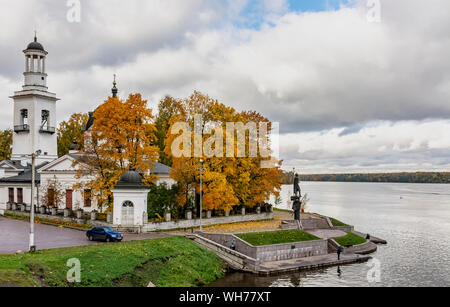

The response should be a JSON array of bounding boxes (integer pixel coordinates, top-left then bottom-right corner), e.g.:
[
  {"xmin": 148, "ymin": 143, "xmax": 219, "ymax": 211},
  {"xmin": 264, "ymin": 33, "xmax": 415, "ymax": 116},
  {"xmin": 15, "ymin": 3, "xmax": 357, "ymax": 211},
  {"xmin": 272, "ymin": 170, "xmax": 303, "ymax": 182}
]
[
  {"xmin": 84, "ymin": 189, "xmax": 92, "ymax": 207},
  {"xmin": 20, "ymin": 109, "xmax": 28, "ymax": 126},
  {"xmin": 47, "ymin": 189, "xmax": 55, "ymax": 207},
  {"xmin": 8, "ymin": 188, "xmax": 14, "ymax": 203},
  {"xmin": 17, "ymin": 188, "xmax": 23, "ymax": 204},
  {"xmin": 41, "ymin": 110, "xmax": 50, "ymax": 128}
]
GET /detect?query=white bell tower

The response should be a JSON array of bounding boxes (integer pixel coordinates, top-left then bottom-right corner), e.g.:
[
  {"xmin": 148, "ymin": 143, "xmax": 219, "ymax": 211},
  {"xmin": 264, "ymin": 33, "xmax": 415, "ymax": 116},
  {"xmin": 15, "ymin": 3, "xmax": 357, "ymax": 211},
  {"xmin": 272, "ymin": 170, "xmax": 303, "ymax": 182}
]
[{"xmin": 10, "ymin": 34, "xmax": 59, "ymax": 165}]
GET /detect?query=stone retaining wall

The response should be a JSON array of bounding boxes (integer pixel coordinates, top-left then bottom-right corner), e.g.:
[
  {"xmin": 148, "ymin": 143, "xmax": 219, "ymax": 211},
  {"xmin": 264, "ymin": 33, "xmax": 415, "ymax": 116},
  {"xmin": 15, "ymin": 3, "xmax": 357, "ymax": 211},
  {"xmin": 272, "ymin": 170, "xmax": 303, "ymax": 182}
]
[
  {"xmin": 142, "ymin": 212, "xmax": 273, "ymax": 232},
  {"xmin": 255, "ymin": 240, "xmax": 328, "ymax": 262},
  {"xmin": 188, "ymin": 234, "xmax": 260, "ymax": 272},
  {"xmin": 197, "ymin": 231, "xmax": 328, "ymax": 262},
  {"xmin": 3, "ymin": 210, "xmax": 110, "ymax": 227},
  {"xmin": 332, "ymin": 225, "xmax": 355, "ymax": 232}
]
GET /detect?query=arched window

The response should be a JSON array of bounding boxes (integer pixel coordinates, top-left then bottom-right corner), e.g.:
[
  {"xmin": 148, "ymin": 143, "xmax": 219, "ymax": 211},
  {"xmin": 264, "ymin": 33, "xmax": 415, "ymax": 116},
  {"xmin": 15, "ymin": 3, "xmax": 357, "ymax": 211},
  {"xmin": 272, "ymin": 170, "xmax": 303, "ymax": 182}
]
[{"xmin": 122, "ymin": 201, "xmax": 134, "ymax": 208}]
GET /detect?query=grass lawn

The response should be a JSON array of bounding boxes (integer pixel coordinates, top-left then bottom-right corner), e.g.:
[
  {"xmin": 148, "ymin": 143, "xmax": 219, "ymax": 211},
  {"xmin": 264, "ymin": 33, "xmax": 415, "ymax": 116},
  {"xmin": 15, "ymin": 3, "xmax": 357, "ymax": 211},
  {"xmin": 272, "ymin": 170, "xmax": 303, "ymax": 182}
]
[
  {"xmin": 314, "ymin": 213, "xmax": 349, "ymax": 227},
  {"xmin": 334, "ymin": 232, "xmax": 367, "ymax": 247},
  {"xmin": 328, "ymin": 217, "xmax": 349, "ymax": 227},
  {"xmin": 236, "ymin": 230, "xmax": 320, "ymax": 246},
  {"xmin": 0, "ymin": 236, "xmax": 225, "ymax": 287}
]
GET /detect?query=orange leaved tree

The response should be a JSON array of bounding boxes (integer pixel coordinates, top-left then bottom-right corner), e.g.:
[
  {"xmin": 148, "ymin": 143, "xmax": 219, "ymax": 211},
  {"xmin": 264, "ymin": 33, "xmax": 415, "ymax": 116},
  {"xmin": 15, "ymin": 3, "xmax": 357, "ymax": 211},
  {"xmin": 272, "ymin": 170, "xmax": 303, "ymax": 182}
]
[
  {"xmin": 164, "ymin": 91, "xmax": 281, "ymax": 213},
  {"xmin": 74, "ymin": 93, "xmax": 159, "ymax": 209}
]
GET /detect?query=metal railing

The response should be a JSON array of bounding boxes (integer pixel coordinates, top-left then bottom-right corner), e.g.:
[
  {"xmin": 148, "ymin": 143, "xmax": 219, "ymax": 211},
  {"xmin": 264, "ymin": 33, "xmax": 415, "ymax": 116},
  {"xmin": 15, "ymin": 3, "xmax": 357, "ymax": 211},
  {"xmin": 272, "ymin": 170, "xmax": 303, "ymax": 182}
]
[
  {"xmin": 39, "ymin": 126, "xmax": 56, "ymax": 134},
  {"xmin": 14, "ymin": 124, "xmax": 30, "ymax": 133}
]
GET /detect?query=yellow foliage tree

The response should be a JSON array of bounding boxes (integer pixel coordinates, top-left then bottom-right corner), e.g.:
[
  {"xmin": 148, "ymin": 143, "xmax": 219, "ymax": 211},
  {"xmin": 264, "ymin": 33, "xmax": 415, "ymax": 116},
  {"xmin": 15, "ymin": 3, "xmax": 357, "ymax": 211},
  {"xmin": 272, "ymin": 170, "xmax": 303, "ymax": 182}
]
[
  {"xmin": 74, "ymin": 93, "xmax": 159, "ymax": 209},
  {"xmin": 164, "ymin": 91, "xmax": 281, "ymax": 212}
]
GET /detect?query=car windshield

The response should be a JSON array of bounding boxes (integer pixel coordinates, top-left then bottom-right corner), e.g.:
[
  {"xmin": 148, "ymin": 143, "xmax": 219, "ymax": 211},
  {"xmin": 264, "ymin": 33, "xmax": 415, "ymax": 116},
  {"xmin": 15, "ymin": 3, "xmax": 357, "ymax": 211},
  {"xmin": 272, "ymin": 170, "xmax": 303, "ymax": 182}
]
[{"xmin": 104, "ymin": 227, "xmax": 114, "ymax": 232}]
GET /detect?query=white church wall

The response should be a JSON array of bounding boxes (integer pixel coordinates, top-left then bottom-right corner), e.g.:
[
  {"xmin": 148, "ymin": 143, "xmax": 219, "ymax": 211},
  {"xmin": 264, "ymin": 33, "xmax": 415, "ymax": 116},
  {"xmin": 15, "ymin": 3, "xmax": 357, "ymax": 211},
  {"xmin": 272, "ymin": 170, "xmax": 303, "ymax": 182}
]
[
  {"xmin": 40, "ymin": 172, "xmax": 99, "ymax": 211},
  {"xmin": 156, "ymin": 174, "xmax": 176, "ymax": 187},
  {"xmin": 0, "ymin": 184, "xmax": 33, "ymax": 208}
]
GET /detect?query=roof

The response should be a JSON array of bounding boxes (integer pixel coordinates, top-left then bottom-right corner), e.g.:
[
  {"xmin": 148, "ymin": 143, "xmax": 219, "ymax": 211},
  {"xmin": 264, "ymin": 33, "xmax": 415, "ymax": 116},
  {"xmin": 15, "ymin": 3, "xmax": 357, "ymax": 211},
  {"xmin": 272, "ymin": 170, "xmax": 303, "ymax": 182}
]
[
  {"xmin": 0, "ymin": 160, "xmax": 26, "ymax": 170},
  {"xmin": 152, "ymin": 162, "xmax": 171, "ymax": 175},
  {"xmin": 114, "ymin": 170, "xmax": 148, "ymax": 190},
  {"xmin": 0, "ymin": 169, "xmax": 40, "ymax": 184},
  {"xmin": 26, "ymin": 36, "xmax": 45, "ymax": 52},
  {"xmin": 0, "ymin": 162, "xmax": 49, "ymax": 184}
]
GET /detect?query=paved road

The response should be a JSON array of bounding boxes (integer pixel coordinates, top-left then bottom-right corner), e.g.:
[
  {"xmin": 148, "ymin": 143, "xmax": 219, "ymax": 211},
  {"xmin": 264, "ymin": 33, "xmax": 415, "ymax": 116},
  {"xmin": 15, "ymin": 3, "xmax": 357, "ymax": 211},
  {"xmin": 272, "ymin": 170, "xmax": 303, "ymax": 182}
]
[{"xmin": 0, "ymin": 216, "xmax": 175, "ymax": 254}]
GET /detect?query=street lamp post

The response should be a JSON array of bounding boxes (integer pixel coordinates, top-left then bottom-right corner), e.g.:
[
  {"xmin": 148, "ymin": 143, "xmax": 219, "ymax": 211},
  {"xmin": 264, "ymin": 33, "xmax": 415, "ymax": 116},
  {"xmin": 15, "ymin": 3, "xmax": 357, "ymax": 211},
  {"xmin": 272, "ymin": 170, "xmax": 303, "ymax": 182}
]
[
  {"xmin": 199, "ymin": 159, "xmax": 205, "ymax": 231},
  {"xmin": 29, "ymin": 150, "xmax": 41, "ymax": 253}
]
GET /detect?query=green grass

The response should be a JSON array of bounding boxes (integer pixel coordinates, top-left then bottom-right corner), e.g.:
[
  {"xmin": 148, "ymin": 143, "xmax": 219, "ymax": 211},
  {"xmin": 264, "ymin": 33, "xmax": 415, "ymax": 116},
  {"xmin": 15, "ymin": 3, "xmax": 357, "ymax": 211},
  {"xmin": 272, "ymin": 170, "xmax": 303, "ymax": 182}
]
[
  {"xmin": 0, "ymin": 236, "xmax": 225, "ymax": 287},
  {"xmin": 314, "ymin": 213, "xmax": 349, "ymax": 227},
  {"xmin": 328, "ymin": 217, "xmax": 349, "ymax": 227},
  {"xmin": 236, "ymin": 230, "xmax": 321, "ymax": 246},
  {"xmin": 334, "ymin": 232, "xmax": 367, "ymax": 247}
]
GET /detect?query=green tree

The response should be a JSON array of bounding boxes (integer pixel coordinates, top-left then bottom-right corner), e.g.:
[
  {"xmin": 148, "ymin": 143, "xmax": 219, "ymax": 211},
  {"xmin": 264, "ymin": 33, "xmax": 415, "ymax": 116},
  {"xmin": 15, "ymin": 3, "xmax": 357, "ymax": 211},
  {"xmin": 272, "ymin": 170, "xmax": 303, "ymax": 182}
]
[
  {"xmin": 57, "ymin": 113, "xmax": 89, "ymax": 157},
  {"xmin": 0, "ymin": 129, "xmax": 12, "ymax": 161},
  {"xmin": 154, "ymin": 96, "xmax": 183, "ymax": 167},
  {"xmin": 147, "ymin": 183, "xmax": 179, "ymax": 220}
]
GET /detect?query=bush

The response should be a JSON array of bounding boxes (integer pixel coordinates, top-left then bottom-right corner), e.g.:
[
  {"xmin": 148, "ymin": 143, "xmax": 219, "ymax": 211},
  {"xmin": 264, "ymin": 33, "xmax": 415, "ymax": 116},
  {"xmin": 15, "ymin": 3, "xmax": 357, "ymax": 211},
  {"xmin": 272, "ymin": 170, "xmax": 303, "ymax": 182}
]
[{"xmin": 147, "ymin": 183, "xmax": 179, "ymax": 220}]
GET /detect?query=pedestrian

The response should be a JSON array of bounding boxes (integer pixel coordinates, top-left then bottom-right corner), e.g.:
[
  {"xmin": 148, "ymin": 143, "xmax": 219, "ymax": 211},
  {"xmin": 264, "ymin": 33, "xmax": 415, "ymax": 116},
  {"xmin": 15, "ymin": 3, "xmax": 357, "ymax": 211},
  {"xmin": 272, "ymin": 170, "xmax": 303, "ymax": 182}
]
[{"xmin": 337, "ymin": 247, "xmax": 343, "ymax": 260}]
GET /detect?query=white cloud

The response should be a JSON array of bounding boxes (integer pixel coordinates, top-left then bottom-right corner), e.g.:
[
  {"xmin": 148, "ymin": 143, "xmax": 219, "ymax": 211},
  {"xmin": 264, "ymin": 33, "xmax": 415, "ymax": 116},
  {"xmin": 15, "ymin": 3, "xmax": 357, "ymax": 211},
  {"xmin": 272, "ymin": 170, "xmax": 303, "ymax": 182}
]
[{"xmin": 0, "ymin": 0, "xmax": 449, "ymax": 172}]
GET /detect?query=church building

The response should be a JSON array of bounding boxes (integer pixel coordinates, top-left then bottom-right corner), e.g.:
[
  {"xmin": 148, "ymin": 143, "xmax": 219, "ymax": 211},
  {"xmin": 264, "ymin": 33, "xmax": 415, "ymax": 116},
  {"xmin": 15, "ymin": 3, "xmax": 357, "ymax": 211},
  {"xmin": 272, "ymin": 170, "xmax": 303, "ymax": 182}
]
[{"xmin": 0, "ymin": 36, "xmax": 174, "ymax": 224}]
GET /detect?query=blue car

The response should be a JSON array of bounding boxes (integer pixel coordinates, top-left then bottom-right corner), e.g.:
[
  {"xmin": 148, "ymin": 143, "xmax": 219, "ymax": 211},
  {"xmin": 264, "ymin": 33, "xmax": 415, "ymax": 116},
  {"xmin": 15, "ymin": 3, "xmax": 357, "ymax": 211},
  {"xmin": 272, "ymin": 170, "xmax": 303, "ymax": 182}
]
[{"xmin": 86, "ymin": 226, "xmax": 123, "ymax": 242}]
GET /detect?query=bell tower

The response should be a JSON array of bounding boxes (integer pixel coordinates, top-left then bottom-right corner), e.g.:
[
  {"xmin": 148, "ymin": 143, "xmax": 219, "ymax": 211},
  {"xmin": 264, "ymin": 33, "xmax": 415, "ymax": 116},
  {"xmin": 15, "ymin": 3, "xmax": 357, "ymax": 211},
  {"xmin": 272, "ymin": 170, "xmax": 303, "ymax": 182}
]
[{"xmin": 10, "ymin": 34, "xmax": 59, "ymax": 165}]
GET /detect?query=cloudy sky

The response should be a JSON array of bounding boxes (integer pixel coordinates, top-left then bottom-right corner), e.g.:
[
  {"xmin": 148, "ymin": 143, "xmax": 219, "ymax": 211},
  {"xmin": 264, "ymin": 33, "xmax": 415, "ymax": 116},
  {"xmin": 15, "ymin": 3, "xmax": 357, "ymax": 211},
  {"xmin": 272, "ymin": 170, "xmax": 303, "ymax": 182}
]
[{"xmin": 1, "ymin": 0, "xmax": 449, "ymax": 173}]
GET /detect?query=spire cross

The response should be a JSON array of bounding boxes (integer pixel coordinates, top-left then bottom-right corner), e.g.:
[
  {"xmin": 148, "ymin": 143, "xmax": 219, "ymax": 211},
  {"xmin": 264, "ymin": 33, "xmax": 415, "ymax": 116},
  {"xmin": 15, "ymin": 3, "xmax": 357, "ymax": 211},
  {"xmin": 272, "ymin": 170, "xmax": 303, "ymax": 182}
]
[
  {"xmin": 113, "ymin": 74, "xmax": 117, "ymax": 86},
  {"xmin": 34, "ymin": 30, "xmax": 37, "ymax": 42}
]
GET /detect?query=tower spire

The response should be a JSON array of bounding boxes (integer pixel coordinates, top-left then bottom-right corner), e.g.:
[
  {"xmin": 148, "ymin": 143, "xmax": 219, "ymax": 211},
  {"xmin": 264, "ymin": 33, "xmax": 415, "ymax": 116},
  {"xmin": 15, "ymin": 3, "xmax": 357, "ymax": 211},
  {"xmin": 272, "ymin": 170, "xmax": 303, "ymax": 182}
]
[
  {"xmin": 34, "ymin": 30, "xmax": 37, "ymax": 42},
  {"xmin": 112, "ymin": 74, "xmax": 118, "ymax": 98}
]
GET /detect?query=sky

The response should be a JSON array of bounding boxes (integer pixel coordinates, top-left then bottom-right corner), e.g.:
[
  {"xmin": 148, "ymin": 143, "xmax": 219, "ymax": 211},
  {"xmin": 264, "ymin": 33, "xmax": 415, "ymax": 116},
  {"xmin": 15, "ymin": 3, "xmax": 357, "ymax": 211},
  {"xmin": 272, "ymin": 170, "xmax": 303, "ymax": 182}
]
[{"xmin": 0, "ymin": 0, "xmax": 449, "ymax": 174}]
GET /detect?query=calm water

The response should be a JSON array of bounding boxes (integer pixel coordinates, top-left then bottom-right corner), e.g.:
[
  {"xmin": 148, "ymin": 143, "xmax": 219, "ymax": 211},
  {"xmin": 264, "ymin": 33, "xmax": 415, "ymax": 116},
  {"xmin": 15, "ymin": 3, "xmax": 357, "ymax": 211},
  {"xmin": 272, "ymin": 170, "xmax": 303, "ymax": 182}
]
[{"xmin": 210, "ymin": 182, "xmax": 450, "ymax": 287}]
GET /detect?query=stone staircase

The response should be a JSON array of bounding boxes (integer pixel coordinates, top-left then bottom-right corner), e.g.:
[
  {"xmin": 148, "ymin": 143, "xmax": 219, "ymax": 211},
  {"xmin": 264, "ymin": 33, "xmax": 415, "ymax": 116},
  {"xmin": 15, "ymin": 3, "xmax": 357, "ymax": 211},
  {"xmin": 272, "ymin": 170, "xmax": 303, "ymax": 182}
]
[{"xmin": 281, "ymin": 216, "xmax": 332, "ymax": 231}]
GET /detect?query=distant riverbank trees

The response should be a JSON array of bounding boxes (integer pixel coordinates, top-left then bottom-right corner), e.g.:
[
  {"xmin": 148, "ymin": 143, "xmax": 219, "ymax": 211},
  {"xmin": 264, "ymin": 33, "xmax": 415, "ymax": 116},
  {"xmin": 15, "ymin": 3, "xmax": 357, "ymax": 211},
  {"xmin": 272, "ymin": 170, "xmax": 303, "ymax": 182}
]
[{"xmin": 281, "ymin": 172, "xmax": 450, "ymax": 184}]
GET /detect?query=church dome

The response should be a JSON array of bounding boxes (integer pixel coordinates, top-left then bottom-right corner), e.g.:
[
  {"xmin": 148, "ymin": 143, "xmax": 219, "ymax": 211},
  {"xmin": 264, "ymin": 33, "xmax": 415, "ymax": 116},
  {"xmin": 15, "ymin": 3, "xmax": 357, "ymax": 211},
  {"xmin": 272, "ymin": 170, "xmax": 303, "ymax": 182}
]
[
  {"xmin": 26, "ymin": 41, "xmax": 45, "ymax": 51},
  {"xmin": 69, "ymin": 141, "xmax": 80, "ymax": 151},
  {"xmin": 114, "ymin": 170, "xmax": 147, "ymax": 189}
]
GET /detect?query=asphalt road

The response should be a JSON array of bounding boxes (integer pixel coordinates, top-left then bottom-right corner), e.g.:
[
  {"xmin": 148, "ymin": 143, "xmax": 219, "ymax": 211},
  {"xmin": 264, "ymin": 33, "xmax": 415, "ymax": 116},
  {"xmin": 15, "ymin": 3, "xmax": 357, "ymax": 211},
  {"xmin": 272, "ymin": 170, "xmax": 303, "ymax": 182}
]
[{"xmin": 0, "ymin": 216, "xmax": 175, "ymax": 254}]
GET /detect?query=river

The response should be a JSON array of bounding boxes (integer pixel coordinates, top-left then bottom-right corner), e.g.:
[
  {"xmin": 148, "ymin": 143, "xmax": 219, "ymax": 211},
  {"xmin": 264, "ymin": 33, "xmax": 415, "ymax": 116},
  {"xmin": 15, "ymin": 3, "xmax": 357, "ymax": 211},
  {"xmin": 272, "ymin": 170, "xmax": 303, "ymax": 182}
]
[{"xmin": 209, "ymin": 182, "xmax": 450, "ymax": 287}]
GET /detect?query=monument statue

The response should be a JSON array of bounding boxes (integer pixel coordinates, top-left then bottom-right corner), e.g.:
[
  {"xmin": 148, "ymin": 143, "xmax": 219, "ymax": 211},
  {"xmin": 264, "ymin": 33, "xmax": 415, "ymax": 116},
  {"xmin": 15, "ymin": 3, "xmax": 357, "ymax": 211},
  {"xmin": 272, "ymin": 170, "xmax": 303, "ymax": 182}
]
[
  {"xmin": 291, "ymin": 174, "xmax": 302, "ymax": 221},
  {"xmin": 293, "ymin": 174, "xmax": 301, "ymax": 197}
]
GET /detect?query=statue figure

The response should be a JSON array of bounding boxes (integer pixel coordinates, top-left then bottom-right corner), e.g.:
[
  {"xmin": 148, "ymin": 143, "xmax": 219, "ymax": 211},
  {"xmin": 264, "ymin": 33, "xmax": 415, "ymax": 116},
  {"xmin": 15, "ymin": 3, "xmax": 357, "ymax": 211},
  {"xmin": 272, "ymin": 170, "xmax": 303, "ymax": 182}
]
[
  {"xmin": 291, "ymin": 173, "xmax": 302, "ymax": 221},
  {"xmin": 294, "ymin": 174, "xmax": 301, "ymax": 197}
]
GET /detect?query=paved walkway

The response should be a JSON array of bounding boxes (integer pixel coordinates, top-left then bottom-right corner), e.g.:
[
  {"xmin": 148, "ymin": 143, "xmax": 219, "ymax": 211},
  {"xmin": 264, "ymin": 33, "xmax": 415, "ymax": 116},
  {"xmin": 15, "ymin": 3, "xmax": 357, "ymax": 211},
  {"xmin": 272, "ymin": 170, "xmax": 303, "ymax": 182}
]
[
  {"xmin": 259, "ymin": 253, "xmax": 371, "ymax": 275},
  {"xmin": 0, "ymin": 216, "xmax": 174, "ymax": 254}
]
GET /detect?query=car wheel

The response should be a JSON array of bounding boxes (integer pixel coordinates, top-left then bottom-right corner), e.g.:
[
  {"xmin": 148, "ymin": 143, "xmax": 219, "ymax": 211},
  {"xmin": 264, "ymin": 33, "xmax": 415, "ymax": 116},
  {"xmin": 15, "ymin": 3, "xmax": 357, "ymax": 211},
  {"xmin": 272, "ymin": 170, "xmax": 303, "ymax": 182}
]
[
  {"xmin": 106, "ymin": 237, "xmax": 111, "ymax": 243},
  {"xmin": 88, "ymin": 235, "xmax": 94, "ymax": 241}
]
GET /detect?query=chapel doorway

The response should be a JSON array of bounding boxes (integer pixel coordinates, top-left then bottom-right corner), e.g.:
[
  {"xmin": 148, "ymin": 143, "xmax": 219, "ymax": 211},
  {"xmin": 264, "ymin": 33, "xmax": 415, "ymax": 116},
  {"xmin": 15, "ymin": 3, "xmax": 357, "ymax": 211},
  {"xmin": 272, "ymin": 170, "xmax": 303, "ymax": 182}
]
[{"xmin": 121, "ymin": 201, "xmax": 134, "ymax": 226}]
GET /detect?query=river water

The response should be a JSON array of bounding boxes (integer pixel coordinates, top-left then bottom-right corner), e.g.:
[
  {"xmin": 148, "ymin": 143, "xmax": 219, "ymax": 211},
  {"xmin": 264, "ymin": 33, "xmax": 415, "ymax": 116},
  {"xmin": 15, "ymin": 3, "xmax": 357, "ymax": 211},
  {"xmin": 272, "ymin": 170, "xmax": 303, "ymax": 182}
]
[{"xmin": 210, "ymin": 182, "xmax": 450, "ymax": 287}]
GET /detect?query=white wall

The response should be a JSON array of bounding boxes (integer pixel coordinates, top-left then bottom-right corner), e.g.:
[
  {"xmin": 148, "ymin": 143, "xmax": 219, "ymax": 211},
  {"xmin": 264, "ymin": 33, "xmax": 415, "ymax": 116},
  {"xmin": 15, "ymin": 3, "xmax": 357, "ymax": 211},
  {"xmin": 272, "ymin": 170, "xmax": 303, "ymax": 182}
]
[{"xmin": 112, "ymin": 189, "xmax": 149, "ymax": 226}]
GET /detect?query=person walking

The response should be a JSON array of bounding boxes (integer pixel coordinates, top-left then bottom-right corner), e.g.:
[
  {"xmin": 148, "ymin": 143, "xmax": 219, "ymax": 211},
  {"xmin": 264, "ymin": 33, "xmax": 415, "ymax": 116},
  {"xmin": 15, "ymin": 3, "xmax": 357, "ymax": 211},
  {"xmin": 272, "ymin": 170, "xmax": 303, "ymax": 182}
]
[
  {"xmin": 231, "ymin": 239, "xmax": 236, "ymax": 251},
  {"xmin": 337, "ymin": 247, "xmax": 343, "ymax": 261}
]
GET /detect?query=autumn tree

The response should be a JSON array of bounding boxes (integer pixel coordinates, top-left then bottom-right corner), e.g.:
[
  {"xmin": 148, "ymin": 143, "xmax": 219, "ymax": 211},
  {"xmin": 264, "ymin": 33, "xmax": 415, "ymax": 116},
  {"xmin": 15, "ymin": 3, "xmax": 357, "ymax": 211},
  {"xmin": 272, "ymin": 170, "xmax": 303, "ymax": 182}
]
[
  {"xmin": 75, "ymin": 93, "xmax": 159, "ymax": 208},
  {"xmin": 0, "ymin": 129, "xmax": 12, "ymax": 160},
  {"xmin": 154, "ymin": 96, "xmax": 183, "ymax": 167},
  {"xmin": 57, "ymin": 113, "xmax": 89, "ymax": 157},
  {"xmin": 165, "ymin": 91, "xmax": 282, "ymax": 213}
]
